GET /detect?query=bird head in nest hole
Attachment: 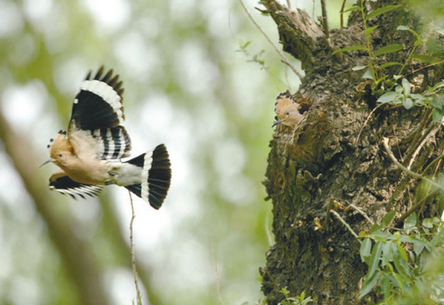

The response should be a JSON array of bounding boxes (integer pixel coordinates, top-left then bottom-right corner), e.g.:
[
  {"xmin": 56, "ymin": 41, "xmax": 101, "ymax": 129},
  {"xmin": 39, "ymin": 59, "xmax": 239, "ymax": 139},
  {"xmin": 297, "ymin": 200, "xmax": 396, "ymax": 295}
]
[{"xmin": 272, "ymin": 92, "xmax": 303, "ymax": 128}]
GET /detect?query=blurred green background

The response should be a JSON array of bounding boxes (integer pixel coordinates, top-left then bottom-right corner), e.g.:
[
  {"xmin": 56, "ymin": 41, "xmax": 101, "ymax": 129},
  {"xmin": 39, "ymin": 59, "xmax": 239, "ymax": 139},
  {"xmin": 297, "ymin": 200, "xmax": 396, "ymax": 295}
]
[{"xmin": 0, "ymin": 0, "xmax": 350, "ymax": 304}]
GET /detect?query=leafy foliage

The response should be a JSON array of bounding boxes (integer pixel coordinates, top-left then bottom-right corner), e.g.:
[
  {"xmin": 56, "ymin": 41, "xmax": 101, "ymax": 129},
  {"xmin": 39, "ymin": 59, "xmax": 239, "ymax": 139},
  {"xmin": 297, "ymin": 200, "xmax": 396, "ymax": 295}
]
[
  {"xmin": 333, "ymin": 1, "xmax": 402, "ymax": 83},
  {"xmin": 278, "ymin": 288, "xmax": 313, "ymax": 305},
  {"xmin": 236, "ymin": 40, "xmax": 268, "ymax": 70},
  {"xmin": 377, "ymin": 79, "xmax": 444, "ymax": 122},
  {"xmin": 359, "ymin": 212, "xmax": 444, "ymax": 303}
]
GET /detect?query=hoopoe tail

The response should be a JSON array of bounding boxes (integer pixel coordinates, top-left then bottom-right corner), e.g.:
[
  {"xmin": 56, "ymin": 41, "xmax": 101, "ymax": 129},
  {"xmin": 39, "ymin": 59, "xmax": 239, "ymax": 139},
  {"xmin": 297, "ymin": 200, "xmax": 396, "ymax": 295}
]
[{"xmin": 124, "ymin": 144, "xmax": 171, "ymax": 209}]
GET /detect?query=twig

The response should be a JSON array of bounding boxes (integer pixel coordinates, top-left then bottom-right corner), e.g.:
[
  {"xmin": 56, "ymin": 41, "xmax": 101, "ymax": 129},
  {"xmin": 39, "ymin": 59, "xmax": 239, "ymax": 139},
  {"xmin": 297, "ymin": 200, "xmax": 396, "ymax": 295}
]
[
  {"xmin": 348, "ymin": 204, "xmax": 375, "ymax": 225},
  {"xmin": 421, "ymin": 154, "xmax": 444, "ymax": 176},
  {"xmin": 214, "ymin": 260, "xmax": 225, "ymax": 305},
  {"xmin": 355, "ymin": 102, "xmax": 385, "ymax": 145},
  {"xmin": 382, "ymin": 137, "xmax": 444, "ymax": 191},
  {"xmin": 312, "ymin": 0, "xmax": 315, "ymax": 19},
  {"xmin": 330, "ymin": 210, "xmax": 360, "ymax": 241},
  {"xmin": 401, "ymin": 109, "xmax": 434, "ymax": 166},
  {"xmin": 129, "ymin": 191, "xmax": 142, "ymax": 305},
  {"xmin": 406, "ymin": 125, "xmax": 440, "ymax": 170},
  {"xmin": 340, "ymin": 0, "xmax": 347, "ymax": 28},
  {"xmin": 397, "ymin": 189, "xmax": 439, "ymax": 225},
  {"xmin": 239, "ymin": 0, "xmax": 303, "ymax": 79},
  {"xmin": 286, "ymin": 0, "xmax": 291, "ymax": 10},
  {"xmin": 320, "ymin": 0, "xmax": 330, "ymax": 40}
]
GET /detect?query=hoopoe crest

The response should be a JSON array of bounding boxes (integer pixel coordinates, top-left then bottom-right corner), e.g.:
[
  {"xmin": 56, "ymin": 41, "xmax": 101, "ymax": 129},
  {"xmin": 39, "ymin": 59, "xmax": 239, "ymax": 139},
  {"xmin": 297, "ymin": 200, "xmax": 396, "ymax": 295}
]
[
  {"xmin": 41, "ymin": 67, "xmax": 171, "ymax": 209},
  {"xmin": 272, "ymin": 92, "xmax": 303, "ymax": 128}
]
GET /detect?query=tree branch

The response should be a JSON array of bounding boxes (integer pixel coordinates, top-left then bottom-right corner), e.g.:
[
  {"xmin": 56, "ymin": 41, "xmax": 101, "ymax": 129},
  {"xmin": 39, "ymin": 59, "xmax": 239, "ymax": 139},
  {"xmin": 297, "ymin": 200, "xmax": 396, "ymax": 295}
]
[
  {"xmin": 129, "ymin": 192, "xmax": 143, "ymax": 304},
  {"xmin": 382, "ymin": 137, "xmax": 444, "ymax": 191},
  {"xmin": 259, "ymin": 0, "xmax": 324, "ymax": 69},
  {"xmin": 330, "ymin": 210, "xmax": 360, "ymax": 241},
  {"xmin": 239, "ymin": 0, "xmax": 303, "ymax": 79},
  {"xmin": 0, "ymin": 111, "xmax": 109, "ymax": 305}
]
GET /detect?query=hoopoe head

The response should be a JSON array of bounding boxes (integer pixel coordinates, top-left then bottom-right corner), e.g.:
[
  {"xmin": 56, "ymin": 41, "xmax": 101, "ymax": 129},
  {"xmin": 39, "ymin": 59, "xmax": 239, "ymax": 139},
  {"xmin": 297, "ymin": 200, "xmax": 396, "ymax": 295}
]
[
  {"xmin": 40, "ymin": 130, "xmax": 75, "ymax": 168},
  {"xmin": 272, "ymin": 92, "xmax": 303, "ymax": 128}
]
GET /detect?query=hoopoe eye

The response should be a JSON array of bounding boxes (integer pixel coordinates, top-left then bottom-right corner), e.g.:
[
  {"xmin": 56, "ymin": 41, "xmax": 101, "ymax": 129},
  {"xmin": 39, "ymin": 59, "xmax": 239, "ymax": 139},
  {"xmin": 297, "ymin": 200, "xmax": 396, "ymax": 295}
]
[
  {"xmin": 58, "ymin": 154, "xmax": 63, "ymax": 158},
  {"xmin": 286, "ymin": 112, "xmax": 290, "ymax": 115}
]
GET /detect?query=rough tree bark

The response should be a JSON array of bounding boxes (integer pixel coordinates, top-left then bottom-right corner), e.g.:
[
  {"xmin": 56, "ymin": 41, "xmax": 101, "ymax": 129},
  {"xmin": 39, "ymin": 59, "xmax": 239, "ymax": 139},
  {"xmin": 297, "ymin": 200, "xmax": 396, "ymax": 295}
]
[{"xmin": 260, "ymin": 0, "xmax": 444, "ymax": 304}]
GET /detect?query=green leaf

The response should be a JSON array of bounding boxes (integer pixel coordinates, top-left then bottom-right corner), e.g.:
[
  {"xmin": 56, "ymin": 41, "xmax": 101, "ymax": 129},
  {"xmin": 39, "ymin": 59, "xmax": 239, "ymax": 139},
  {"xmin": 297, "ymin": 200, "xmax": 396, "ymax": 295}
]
[
  {"xmin": 365, "ymin": 5, "xmax": 403, "ymax": 20},
  {"xmin": 332, "ymin": 45, "xmax": 367, "ymax": 55},
  {"xmin": 413, "ymin": 54, "xmax": 443, "ymax": 64},
  {"xmin": 362, "ymin": 69, "xmax": 374, "ymax": 80},
  {"xmin": 431, "ymin": 95, "xmax": 443, "ymax": 108},
  {"xmin": 397, "ymin": 25, "xmax": 420, "ymax": 38},
  {"xmin": 352, "ymin": 65, "xmax": 367, "ymax": 71},
  {"xmin": 381, "ymin": 274, "xmax": 392, "ymax": 299},
  {"xmin": 371, "ymin": 231, "xmax": 395, "ymax": 241},
  {"xmin": 413, "ymin": 241, "xmax": 425, "ymax": 257},
  {"xmin": 404, "ymin": 213, "xmax": 417, "ymax": 234},
  {"xmin": 359, "ymin": 270, "xmax": 381, "ymax": 298},
  {"xmin": 370, "ymin": 223, "xmax": 384, "ymax": 234},
  {"xmin": 391, "ymin": 272, "xmax": 405, "ymax": 291},
  {"xmin": 382, "ymin": 240, "xmax": 393, "ymax": 266},
  {"xmin": 393, "ymin": 251, "xmax": 411, "ymax": 280},
  {"xmin": 398, "ymin": 235, "xmax": 427, "ymax": 248},
  {"xmin": 397, "ymin": 25, "xmax": 409, "ymax": 31},
  {"xmin": 395, "ymin": 84, "xmax": 404, "ymax": 93},
  {"xmin": 402, "ymin": 78, "xmax": 411, "ymax": 95},
  {"xmin": 380, "ymin": 62, "xmax": 402, "ymax": 69},
  {"xmin": 375, "ymin": 75, "xmax": 388, "ymax": 85},
  {"xmin": 423, "ymin": 218, "xmax": 434, "ymax": 228},
  {"xmin": 431, "ymin": 229, "xmax": 443, "ymax": 248},
  {"xmin": 413, "ymin": 39, "xmax": 423, "ymax": 47},
  {"xmin": 433, "ymin": 109, "xmax": 443, "ymax": 123},
  {"xmin": 410, "ymin": 94, "xmax": 427, "ymax": 104},
  {"xmin": 368, "ymin": 241, "xmax": 383, "ymax": 278},
  {"xmin": 374, "ymin": 44, "xmax": 403, "ymax": 56},
  {"xmin": 434, "ymin": 82, "xmax": 444, "ymax": 89},
  {"xmin": 360, "ymin": 238, "xmax": 372, "ymax": 262},
  {"xmin": 377, "ymin": 91, "xmax": 399, "ymax": 103},
  {"xmin": 403, "ymin": 98, "xmax": 414, "ymax": 109},
  {"xmin": 343, "ymin": 6, "xmax": 360, "ymax": 13},
  {"xmin": 382, "ymin": 211, "xmax": 396, "ymax": 226},
  {"xmin": 365, "ymin": 26, "xmax": 378, "ymax": 37},
  {"xmin": 395, "ymin": 234, "xmax": 408, "ymax": 262},
  {"xmin": 396, "ymin": 243, "xmax": 409, "ymax": 262}
]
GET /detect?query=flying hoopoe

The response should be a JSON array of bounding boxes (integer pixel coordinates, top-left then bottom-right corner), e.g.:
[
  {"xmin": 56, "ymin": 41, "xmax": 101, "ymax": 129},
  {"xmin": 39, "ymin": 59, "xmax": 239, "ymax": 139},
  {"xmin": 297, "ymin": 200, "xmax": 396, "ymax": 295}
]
[{"xmin": 41, "ymin": 66, "xmax": 171, "ymax": 209}]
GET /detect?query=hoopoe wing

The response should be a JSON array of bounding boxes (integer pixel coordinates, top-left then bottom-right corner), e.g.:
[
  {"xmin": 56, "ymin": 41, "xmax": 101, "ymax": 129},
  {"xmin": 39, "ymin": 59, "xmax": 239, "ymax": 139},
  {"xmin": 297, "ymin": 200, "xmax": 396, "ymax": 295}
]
[
  {"xmin": 67, "ymin": 66, "xmax": 132, "ymax": 160},
  {"xmin": 49, "ymin": 171, "xmax": 103, "ymax": 199}
]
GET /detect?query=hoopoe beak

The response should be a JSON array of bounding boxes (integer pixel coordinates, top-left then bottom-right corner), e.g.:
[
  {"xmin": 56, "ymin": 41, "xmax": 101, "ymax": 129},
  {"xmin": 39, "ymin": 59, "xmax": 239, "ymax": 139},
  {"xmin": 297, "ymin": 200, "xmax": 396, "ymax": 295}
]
[
  {"xmin": 39, "ymin": 159, "xmax": 55, "ymax": 168},
  {"xmin": 272, "ymin": 119, "xmax": 283, "ymax": 128}
]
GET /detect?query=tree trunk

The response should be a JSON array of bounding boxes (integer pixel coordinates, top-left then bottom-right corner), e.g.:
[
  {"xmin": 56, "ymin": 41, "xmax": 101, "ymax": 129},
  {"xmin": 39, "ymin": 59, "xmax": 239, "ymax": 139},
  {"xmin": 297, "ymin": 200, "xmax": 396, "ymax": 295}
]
[{"xmin": 260, "ymin": 0, "xmax": 444, "ymax": 304}]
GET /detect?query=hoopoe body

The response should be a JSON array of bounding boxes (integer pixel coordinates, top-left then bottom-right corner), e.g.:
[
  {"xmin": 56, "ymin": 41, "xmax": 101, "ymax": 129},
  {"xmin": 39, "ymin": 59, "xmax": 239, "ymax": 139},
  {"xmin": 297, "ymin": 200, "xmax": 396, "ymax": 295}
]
[{"xmin": 42, "ymin": 67, "xmax": 171, "ymax": 209}]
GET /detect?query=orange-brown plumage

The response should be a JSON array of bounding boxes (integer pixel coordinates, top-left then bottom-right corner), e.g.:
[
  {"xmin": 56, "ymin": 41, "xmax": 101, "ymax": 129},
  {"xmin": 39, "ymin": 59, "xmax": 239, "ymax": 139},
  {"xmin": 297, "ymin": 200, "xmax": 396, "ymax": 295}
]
[{"xmin": 41, "ymin": 67, "xmax": 171, "ymax": 209}]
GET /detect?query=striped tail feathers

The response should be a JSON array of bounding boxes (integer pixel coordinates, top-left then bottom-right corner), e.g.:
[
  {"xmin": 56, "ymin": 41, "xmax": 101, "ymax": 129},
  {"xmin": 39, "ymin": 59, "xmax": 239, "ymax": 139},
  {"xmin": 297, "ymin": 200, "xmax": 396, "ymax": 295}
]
[{"xmin": 125, "ymin": 144, "xmax": 171, "ymax": 209}]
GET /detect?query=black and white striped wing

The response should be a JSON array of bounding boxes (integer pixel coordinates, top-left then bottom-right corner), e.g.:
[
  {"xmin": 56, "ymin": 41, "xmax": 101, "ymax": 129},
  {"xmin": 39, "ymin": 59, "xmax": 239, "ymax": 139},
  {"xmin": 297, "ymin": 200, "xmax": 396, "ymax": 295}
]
[
  {"xmin": 49, "ymin": 171, "xmax": 103, "ymax": 199},
  {"xmin": 68, "ymin": 66, "xmax": 132, "ymax": 160}
]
